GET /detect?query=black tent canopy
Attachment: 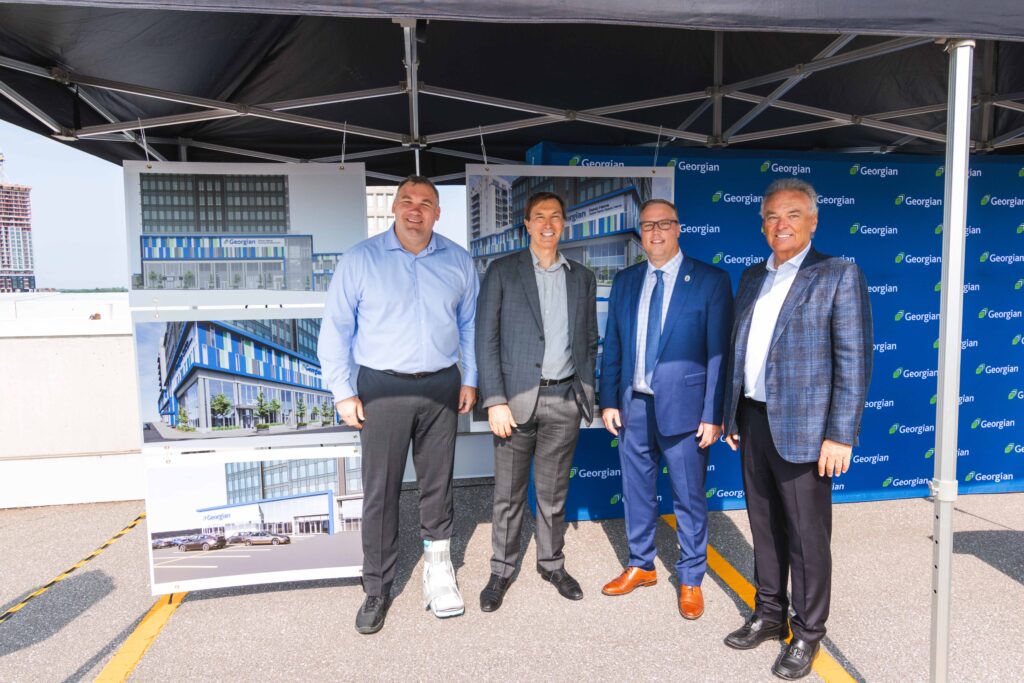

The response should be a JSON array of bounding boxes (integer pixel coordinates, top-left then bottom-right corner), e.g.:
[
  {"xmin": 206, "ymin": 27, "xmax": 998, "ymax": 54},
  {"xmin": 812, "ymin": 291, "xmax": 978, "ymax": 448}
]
[{"xmin": 1, "ymin": 2, "xmax": 1023, "ymax": 181}]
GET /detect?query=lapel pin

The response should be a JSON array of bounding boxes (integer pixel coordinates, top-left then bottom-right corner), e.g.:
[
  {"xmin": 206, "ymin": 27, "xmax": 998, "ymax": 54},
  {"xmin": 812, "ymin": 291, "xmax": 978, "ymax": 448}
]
[{"xmin": 684, "ymin": 274, "xmax": 691, "ymax": 282}]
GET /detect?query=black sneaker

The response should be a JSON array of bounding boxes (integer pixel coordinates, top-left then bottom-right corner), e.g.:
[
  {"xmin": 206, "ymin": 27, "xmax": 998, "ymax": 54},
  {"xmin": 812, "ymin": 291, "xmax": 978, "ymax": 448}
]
[{"xmin": 355, "ymin": 594, "xmax": 393, "ymax": 635}]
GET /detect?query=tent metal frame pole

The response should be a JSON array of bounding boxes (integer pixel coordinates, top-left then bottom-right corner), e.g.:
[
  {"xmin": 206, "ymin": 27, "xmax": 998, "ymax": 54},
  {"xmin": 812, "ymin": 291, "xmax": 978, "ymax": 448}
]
[
  {"xmin": 871, "ymin": 103, "xmax": 950, "ymax": 120},
  {"xmin": 987, "ymin": 123, "xmax": 1024, "ymax": 147},
  {"xmin": 259, "ymin": 85, "xmax": 405, "ymax": 111},
  {"xmin": 424, "ymin": 115, "xmax": 561, "ymax": 144},
  {"xmin": 428, "ymin": 147, "xmax": 516, "ymax": 165},
  {"xmin": 314, "ymin": 146, "xmax": 412, "ymax": 163},
  {"xmin": 400, "ymin": 18, "xmax": 422, "ymax": 175},
  {"xmin": 712, "ymin": 31, "xmax": 723, "ymax": 144},
  {"xmin": 724, "ymin": 33, "xmax": 856, "ymax": 139},
  {"xmin": 728, "ymin": 120, "xmax": 848, "ymax": 144},
  {"xmin": 992, "ymin": 100, "xmax": 1024, "ymax": 114},
  {"xmin": 979, "ymin": 41, "xmax": 997, "ymax": 146},
  {"xmin": 0, "ymin": 78, "xmax": 64, "ymax": 134},
  {"xmin": 366, "ymin": 170, "xmax": 405, "ymax": 182},
  {"xmin": 428, "ymin": 172, "xmax": 465, "ymax": 183},
  {"xmin": 583, "ymin": 91, "xmax": 706, "ymax": 116},
  {"xmin": 76, "ymin": 109, "xmax": 237, "ymax": 137},
  {"xmin": 930, "ymin": 37, "xmax": 975, "ymax": 683},
  {"xmin": 180, "ymin": 139, "xmax": 303, "ymax": 163}
]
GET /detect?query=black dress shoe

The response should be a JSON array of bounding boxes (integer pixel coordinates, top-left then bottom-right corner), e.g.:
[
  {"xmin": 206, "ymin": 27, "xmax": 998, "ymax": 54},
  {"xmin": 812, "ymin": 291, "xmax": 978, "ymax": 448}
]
[
  {"xmin": 724, "ymin": 614, "xmax": 785, "ymax": 650},
  {"xmin": 479, "ymin": 574, "xmax": 511, "ymax": 612},
  {"xmin": 537, "ymin": 566, "xmax": 584, "ymax": 600},
  {"xmin": 772, "ymin": 638, "xmax": 820, "ymax": 680},
  {"xmin": 355, "ymin": 594, "xmax": 393, "ymax": 635}
]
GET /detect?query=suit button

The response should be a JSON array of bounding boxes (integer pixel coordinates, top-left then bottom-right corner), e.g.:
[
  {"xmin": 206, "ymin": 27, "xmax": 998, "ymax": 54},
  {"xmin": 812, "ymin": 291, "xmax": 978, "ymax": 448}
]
[
  {"xmin": 539, "ymin": 336, "xmax": 545, "ymax": 342},
  {"xmin": 535, "ymin": 363, "xmax": 541, "ymax": 368}
]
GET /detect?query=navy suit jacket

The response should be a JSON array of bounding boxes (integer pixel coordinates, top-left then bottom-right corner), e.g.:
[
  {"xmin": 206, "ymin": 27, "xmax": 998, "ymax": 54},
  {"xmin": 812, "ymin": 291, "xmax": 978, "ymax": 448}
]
[
  {"xmin": 722, "ymin": 247, "xmax": 874, "ymax": 463},
  {"xmin": 600, "ymin": 256, "xmax": 733, "ymax": 437}
]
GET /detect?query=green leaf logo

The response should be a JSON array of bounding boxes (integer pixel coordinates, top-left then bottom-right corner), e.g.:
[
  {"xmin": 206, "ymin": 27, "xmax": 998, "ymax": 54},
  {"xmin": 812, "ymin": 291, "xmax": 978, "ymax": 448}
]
[
  {"xmin": 965, "ymin": 471, "xmax": 975, "ymax": 482},
  {"xmin": 971, "ymin": 418, "xmax": 981, "ymax": 429},
  {"xmin": 849, "ymin": 164, "xmax": 860, "ymax": 175},
  {"xmin": 1013, "ymin": 334, "xmax": 1022, "ymax": 346},
  {"xmin": 850, "ymin": 222, "xmax": 860, "ymax": 235},
  {"xmin": 1010, "ymin": 389, "xmax": 1019, "ymax": 400},
  {"xmin": 666, "ymin": 158, "xmax": 678, "ymax": 168},
  {"xmin": 930, "ymin": 394, "xmax": 937, "ymax": 405},
  {"xmin": 569, "ymin": 467, "xmax": 577, "ymax": 479},
  {"xmin": 895, "ymin": 194, "xmax": 905, "ymax": 206},
  {"xmin": 976, "ymin": 363, "xmax": 986, "ymax": 375},
  {"xmin": 980, "ymin": 251, "xmax": 990, "ymax": 262},
  {"xmin": 925, "ymin": 448, "xmax": 935, "ymax": 459},
  {"xmin": 981, "ymin": 194, "xmax": 991, "ymax": 206},
  {"xmin": 712, "ymin": 190, "xmax": 723, "ymax": 203},
  {"xmin": 979, "ymin": 307, "xmax": 989, "ymax": 319},
  {"xmin": 1017, "ymin": 223, "xmax": 1024, "ymax": 234},
  {"xmin": 760, "ymin": 161, "xmax": 771, "ymax": 172},
  {"xmin": 1016, "ymin": 280, "xmax": 1024, "ymax": 291},
  {"xmin": 894, "ymin": 310, "xmax": 905, "ymax": 321},
  {"xmin": 895, "ymin": 252, "xmax": 905, "ymax": 263},
  {"xmin": 892, "ymin": 367, "xmax": 903, "ymax": 379},
  {"xmin": 568, "ymin": 155, "xmax": 581, "ymax": 167},
  {"xmin": 882, "ymin": 477, "xmax": 893, "ymax": 487},
  {"xmin": 1005, "ymin": 443, "xmax": 1015, "ymax": 454},
  {"xmin": 889, "ymin": 423, "xmax": 899, "ymax": 435},
  {"xmin": 705, "ymin": 488, "xmax": 717, "ymax": 499},
  {"xmin": 610, "ymin": 494, "xmax": 621, "ymax": 505},
  {"xmin": 1018, "ymin": 167, "xmax": 1024, "ymax": 178},
  {"xmin": 713, "ymin": 251, "xmax": 724, "ymax": 264},
  {"xmin": 935, "ymin": 224, "xmax": 943, "ymax": 235},
  {"xmin": 933, "ymin": 338, "xmax": 941, "ymax": 349},
  {"xmin": 610, "ymin": 438, "xmax": 619, "ymax": 448},
  {"xmin": 934, "ymin": 282, "xmax": 942, "ymax": 292},
  {"xmin": 935, "ymin": 166, "xmax": 945, "ymax": 177}
]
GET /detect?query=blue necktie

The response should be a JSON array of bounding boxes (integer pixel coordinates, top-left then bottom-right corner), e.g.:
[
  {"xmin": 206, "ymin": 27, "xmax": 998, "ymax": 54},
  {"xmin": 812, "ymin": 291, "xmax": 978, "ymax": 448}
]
[{"xmin": 644, "ymin": 270, "xmax": 664, "ymax": 387}]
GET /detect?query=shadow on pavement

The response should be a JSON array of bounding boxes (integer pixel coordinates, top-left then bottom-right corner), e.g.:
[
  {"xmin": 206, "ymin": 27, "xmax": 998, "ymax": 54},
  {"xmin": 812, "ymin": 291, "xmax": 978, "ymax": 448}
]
[
  {"xmin": 0, "ymin": 570, "xmax": 115, "ymax": 658},
  {"xmin": 954, "ymin": 529, "xmax": 1024, "ymax": 585}
]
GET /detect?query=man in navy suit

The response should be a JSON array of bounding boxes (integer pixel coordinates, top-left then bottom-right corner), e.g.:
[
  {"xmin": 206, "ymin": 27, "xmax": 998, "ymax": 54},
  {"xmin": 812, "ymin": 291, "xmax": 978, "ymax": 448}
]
[
  {"xmin": 722, "ymin": 178, "xmax": 872, "ymax": 680},
  {"xmin": 599, "ymin": 198, "xmax": 732, "ymax": 620}
]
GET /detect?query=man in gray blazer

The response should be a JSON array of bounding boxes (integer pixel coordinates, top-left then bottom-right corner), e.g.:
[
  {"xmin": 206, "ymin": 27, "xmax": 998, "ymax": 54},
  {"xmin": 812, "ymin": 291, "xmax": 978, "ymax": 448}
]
[
  {"xmin": 722, "ymin": 178, "xmax": 872, "ymax": 680},
  {"xmin": 475, "ymin": 191, "xmax": 598, "ymax": 612}
]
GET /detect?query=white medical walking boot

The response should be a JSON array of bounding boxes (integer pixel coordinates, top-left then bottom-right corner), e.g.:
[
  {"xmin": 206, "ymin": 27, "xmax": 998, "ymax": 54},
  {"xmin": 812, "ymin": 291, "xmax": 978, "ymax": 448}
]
[{"xmin": 422, "ymin": 538, "xmax": 464, "ymax": 618}]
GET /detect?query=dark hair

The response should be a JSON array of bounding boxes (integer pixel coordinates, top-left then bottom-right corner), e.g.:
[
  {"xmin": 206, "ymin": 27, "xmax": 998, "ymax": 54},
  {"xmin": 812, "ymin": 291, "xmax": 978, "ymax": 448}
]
[
  {"xmin": 395, "ymin": 174, "xmax": 439, "ymax": 201},
  {"xmin": 524, "ymin": 192, "xmax": 567, "ymax": 222},
  {"xmin": 638, "ymin": 198, "xmax": 678, "ymax": 216}
]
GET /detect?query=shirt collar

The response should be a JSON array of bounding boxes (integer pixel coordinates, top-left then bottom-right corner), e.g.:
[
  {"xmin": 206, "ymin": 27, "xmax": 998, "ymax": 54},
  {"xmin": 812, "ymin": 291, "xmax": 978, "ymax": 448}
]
[
  {"xmin": 647, "ymin": 249, "xmax": 683, "ymax": 278},
  {"xmin": 766, "ymin": 241, "xmax": 812, "ymax": 273},
  {"xmin": 531, "ymin": 248, "xmax": 570, "ymax": 272},
  {"xmin": 384, "ymin": 224, "xmax": 444, "ymax": 255}
]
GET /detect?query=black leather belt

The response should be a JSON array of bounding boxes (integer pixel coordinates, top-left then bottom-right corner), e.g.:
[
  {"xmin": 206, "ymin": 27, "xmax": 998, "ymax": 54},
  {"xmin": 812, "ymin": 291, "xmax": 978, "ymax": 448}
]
[
  {"xmin": 381, "ymin": 367, "xmax": 447, "ymax": 379},
  {"xmin": 742, "ymin": 396, "xmax": 768, "ymax": 410},
  {"xmin": 539, "ymin": 375, "xmax": 575, "ymax": 387}
]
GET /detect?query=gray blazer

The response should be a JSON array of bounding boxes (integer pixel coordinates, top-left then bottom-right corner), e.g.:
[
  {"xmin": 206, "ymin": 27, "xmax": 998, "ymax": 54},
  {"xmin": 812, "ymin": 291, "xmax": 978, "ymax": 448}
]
[
  {"xmin": 723, "ymin": 247, "xmax": 874, "ymax": 463},
  {"xmin": 476, "ymin": 249, "xmax": 598, "ymax": 424}
]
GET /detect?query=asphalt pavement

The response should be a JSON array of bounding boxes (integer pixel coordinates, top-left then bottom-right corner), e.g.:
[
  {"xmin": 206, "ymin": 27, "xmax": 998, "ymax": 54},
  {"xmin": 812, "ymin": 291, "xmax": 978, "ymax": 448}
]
[{"xmin": 0, "ymin": 485, "xmax": 1020, "ymax": 682}]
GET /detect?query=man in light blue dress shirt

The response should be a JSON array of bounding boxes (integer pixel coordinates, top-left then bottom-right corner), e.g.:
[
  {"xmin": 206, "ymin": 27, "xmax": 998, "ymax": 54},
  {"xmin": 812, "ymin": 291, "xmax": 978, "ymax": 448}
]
[{"xmin": 318, "ymin": 175, "xmax": 478, "ymax": 634}]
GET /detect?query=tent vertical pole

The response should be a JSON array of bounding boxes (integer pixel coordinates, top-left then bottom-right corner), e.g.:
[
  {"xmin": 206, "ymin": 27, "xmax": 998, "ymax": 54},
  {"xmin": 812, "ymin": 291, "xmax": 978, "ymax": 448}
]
[{"xmin": 930, "ymin": 37, "xmax": 974, "ymax": 683}]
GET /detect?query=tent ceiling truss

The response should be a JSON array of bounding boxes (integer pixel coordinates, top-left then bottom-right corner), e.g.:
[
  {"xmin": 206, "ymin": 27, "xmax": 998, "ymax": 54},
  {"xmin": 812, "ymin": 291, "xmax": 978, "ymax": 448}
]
[{"xmin": 2, "ymin": 25, "xmax": 1024, "ymax": 181}]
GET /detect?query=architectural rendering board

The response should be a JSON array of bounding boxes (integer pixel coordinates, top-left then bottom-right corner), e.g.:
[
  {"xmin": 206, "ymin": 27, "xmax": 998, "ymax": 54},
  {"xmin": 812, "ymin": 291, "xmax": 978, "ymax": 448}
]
[
  {"xmin": 123, "ymin": 161, "xmax": 366, "ymax": 308},
  {"xmin": 146, "ymin": 447, "xmax": 363, "ymax": 595}
]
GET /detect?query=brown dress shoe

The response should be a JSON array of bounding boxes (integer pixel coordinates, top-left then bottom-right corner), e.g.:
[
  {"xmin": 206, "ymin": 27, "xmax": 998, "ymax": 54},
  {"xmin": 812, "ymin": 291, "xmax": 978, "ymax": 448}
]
[
  {"xmin": 601, "ymin": 567, "xmax": 657, "ymax": 596},
  {"xmin": 678, "ymin": 585, "xmax": 704, "ymax": 620}
]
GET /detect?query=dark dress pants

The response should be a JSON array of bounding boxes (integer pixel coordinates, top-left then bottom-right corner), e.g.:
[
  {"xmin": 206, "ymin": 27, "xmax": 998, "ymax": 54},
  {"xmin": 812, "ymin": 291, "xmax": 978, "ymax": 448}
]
[
  {"xmin": 490, "ymin": 382, "xmax": 581, "ymax": 578},
  {"xmin": 739, "ymin": 396, "xmax": 833, "ymax": 644},
  {"xmin": 357, "ymin": 365, "xmax": 460, "ymax": 596}
]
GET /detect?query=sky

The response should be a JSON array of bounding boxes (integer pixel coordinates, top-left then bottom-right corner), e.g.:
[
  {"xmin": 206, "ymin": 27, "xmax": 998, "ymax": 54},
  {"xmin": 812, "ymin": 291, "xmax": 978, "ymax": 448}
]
[{"xmin": 0, "ymin": 120, "xmax": 469, "ymax": 289}]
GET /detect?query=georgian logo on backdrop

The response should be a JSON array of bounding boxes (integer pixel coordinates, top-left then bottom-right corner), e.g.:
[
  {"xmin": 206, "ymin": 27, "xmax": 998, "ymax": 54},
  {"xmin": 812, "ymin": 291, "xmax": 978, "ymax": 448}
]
[
  {"xmin": 894, "ymin": 252, "xmax": 941, "ymax": 266},
  {"xmin": 980, "ymin": 194, "xmax": 1024, "ymax": 208},
  {"xmin": 760, "ymin": 160, "xmax": 811, "ymax": 175},
  {"xmin": 975, "ymin": 363, "xmax": 1020, "ymax": 376},
  {"xmin": 894, "ymin": 194, "xmax": 943, "ymax": 208},
  {"xmin": 712, "ymin": 251, "xmax": 765, "ymax": 267},
  {"xmin": 978, "ymin": 307, "xmax": 1023, "ymax": 320},
  {"xmin": 849, "ymin": 222, "xmax": 898, "ymax": 237},
  {"xmin": 881, "ymin": 476, "xmax": 930, "ymax": 488},
  {"xmin": 849, "ymin": 163, "xmax": 899, "ymax": 178},
  {"xmin": 888, "ymin": 422, "xmax": 935, "ymax": 435},
  {"xmin": 964, "ymin": 471, "xmax": 1015, "ymax": 484},
  {"xmin": 894, "ymin": 309, "xmax": 939, "ymax": 323},
  {"xmin": 980, "ymin": 251, "xmax": 1024, "ymax": 265}
]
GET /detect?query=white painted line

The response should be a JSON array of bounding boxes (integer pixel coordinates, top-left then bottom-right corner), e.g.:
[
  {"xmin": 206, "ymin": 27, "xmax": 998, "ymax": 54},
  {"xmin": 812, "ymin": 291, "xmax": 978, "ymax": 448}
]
[{"xmin": 154, "ymin": 565, "xmax": 217, "ymax": 569}]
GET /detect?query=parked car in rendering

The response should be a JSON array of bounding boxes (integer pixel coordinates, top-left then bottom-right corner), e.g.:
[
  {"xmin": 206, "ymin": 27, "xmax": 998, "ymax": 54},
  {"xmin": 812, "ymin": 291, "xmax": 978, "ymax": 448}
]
[
  {"xmin": 177, "ymin": 535, "xmax": 226, "ymax": 551},
  {"xmin": 151, "ymin": 537, "xmax": 176, "ymax": 549},
  {"xmin": 242, "ymin": 531, "xmax": 291, "ymax": 546}
]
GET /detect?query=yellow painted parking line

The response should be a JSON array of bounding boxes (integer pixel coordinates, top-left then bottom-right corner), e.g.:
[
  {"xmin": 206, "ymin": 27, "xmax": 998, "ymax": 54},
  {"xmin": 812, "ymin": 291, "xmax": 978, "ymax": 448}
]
[
  {"xmin": 0, "ymin": 512, "xmax": 146, "ymax": 625},
  {"xmin": 661, "ymin": 515, "xmax": 855, "ymax": 683},
  {"xmin": 94, "ymin": 592, "xmax": 187, "ymax": 683}
]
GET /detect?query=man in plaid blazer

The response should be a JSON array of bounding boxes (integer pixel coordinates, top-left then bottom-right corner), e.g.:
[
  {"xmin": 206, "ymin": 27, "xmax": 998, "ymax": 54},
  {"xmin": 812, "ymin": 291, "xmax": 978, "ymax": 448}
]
[{"xmin": 722, "ymin": 178, "xmax": 873, "ymax": 680}]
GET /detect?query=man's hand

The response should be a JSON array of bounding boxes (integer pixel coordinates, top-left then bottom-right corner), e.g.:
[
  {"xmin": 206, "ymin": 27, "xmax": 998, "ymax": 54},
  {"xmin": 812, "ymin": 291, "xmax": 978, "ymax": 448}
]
[
  {"xmin": 602, "ymin": 408, "xmax": 622, "ymax": 436},
  {"xmin": 724, "ymin": 431, "xmax": 740, "ymax": 451},
  {"xmin": 336, "ymin": 397, "xmax": 365, "ymax": 430},
  {"xmin": 696, "ymin": 422, "xmax": 722, "ymax": 449},
  {"xmin": 818, "ymin": 439, "xmax": 852, "ymax": 477},
  {"xmin": 488, "ymin": 404, "xmax": 517, "ymax": 438},
  {"xmin": 458, "ymin": 386, "xmax": 477, "ymax": 414}
]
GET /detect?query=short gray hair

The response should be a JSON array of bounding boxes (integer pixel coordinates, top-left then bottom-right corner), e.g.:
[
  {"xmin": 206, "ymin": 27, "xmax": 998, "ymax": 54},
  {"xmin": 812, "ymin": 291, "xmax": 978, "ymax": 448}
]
[{"xmin": 761, "ymin": 178, "xmax": 818, "ymax": 217}]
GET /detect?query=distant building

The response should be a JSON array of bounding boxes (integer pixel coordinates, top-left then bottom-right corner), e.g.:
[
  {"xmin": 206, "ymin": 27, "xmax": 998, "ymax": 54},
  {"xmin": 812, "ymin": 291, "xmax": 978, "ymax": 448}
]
[
  {"xmin": 0, "ymin": 153, "xmax": 36, "ymax": 292},
  {"xmin": 366, "ymin": 185, "xmax": 395, "ymax": 236},
  {"xmin": 156, "ymin": 318, "xmax": 333, "ymax": 432}
]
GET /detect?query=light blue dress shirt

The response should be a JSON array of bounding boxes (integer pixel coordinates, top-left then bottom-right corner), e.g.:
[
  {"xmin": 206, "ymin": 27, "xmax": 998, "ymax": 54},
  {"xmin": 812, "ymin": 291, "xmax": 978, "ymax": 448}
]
[{"xmin": 317, "ymin": 227, "xmax": 479, "ymax": 402}]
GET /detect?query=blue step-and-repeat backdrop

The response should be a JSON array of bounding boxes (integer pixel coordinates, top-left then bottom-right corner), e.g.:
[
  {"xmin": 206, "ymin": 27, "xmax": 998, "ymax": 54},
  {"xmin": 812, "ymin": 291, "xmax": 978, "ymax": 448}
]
[{"xmin": 525, "ymin": 143, "xmax": 1024, "ymax": 520}]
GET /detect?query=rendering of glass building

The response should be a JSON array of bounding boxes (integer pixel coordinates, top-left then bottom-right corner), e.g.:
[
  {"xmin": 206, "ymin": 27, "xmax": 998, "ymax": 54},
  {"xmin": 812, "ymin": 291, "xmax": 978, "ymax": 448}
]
[
  {"xmin": 469, "ymin": 175, "xmax": 651, "ymax": 283},
  {"xmin": 134, "ymin": 172, "xmax": 318, "ymax": 290},
  {"xmin": 156, "ymin": 318, "xmax": 334, "ymax": 431}
]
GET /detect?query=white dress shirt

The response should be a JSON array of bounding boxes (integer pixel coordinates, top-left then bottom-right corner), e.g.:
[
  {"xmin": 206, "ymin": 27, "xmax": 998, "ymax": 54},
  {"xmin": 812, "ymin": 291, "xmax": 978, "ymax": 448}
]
[
  {"xmin": 633, "ymin": 250, "xmax": 683, "ymax": 395},
  {"xmin": 743, "ymin": 242, "xmax": 813, "ymax": 401}
]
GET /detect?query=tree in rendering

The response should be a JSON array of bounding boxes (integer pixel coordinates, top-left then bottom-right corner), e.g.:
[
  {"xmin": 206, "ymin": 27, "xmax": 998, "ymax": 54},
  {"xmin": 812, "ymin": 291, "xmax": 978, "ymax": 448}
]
[
  {"xmin": 176, "ymin": 404, "xmax": 190, "ymax": 429},
  {"xmin": 269, "ymin": 398, "xmax": 281, "ymax": 423},
  {"xmin": 210, "ymin": 393, "xmax": 233, "ymax": 427},
  {"xmin": 255, "ymin": 390, "xmax": 270, "ymax": 424},
  {"xmin": 296, "ymin": 395, "xmax": 306, "ymax": 423},
  {"xmin": 183, "ymin": 270, "xmax": 196, "ymax": 289},
  {"xmin": 322, "ymin": 398, "xmax": 334, "ymax": 425}
]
